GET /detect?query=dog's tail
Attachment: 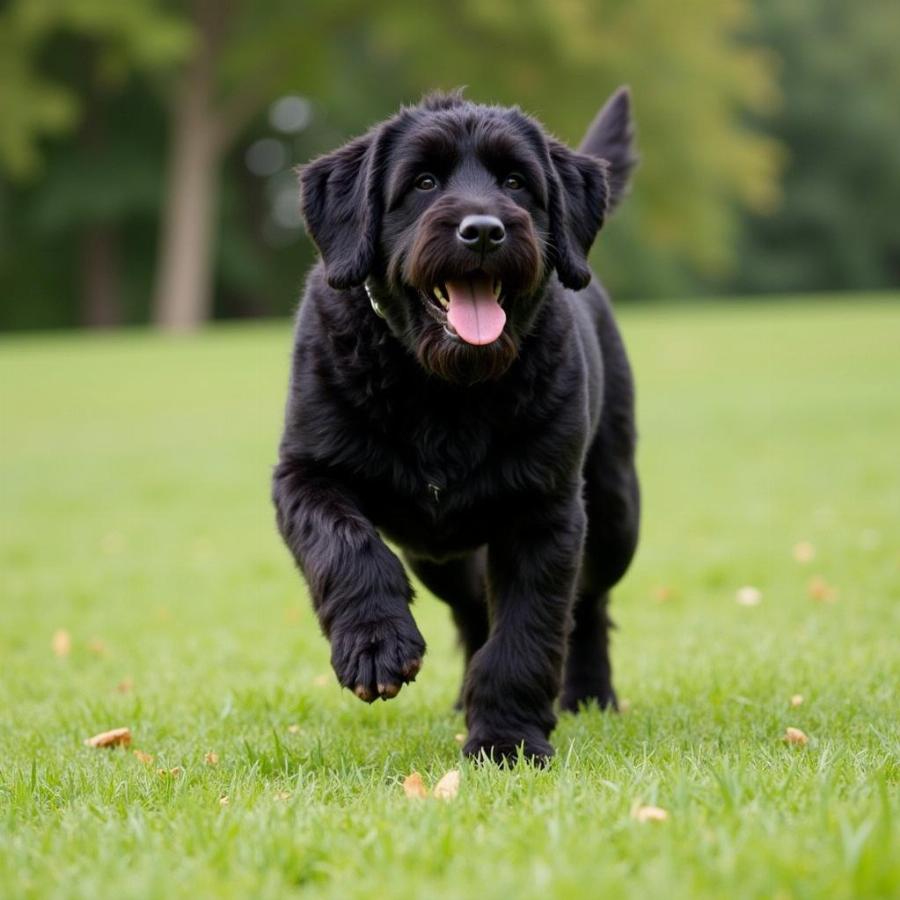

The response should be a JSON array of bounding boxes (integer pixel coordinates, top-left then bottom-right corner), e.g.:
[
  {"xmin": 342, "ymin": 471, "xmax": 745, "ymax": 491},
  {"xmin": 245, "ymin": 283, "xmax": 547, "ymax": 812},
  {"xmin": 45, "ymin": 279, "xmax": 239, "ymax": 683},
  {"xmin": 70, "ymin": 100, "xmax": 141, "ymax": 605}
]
[{"xmin": 578, "ymin": 86, "xmax": 637, "ymax": 214}]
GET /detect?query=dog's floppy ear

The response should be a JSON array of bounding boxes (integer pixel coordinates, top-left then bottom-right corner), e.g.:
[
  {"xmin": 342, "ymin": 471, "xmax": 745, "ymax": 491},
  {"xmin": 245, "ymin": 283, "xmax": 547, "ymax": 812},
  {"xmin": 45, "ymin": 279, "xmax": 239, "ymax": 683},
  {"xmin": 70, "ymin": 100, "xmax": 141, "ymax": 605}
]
[
  {"xmin": 547, "ymin": 142, "xmax": 609, "ymax": 291},
  {"xmin": 299, "ymin": 127, "xmax": 389, "ymax": 289}
]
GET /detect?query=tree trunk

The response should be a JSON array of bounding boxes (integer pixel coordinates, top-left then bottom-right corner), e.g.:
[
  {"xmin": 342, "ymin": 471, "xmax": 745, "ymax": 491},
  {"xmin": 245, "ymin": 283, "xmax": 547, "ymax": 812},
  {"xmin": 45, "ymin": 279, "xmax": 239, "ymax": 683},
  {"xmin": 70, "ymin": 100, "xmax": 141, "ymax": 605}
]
[
  {"xmin": 152, "ymin": 0, "xmax": 223, "ymax": 331},
  {"xmin": 79, "ymin": 75, "xmax": 124, "ymax": 328},
  {"xmin": 81, "ymin": 224, "xmax": 122, "ymax": 327}
]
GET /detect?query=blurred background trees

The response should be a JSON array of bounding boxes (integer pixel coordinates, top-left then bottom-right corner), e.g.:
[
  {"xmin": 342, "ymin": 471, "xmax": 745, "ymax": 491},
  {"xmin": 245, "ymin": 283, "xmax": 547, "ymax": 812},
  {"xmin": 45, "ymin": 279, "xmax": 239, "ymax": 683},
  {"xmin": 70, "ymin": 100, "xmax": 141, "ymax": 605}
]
[{"xmin": 0, "ymin": 0, "xmax": 897, "ymax": 331}]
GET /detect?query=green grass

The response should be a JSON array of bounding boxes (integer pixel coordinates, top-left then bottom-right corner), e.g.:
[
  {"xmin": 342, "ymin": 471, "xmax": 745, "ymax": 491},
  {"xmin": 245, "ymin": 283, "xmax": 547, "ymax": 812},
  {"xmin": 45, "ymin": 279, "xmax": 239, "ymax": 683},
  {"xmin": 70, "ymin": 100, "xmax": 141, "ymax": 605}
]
[{"xmin": 1, "ymin": 296, "xmax": 898, "ymax": 899}]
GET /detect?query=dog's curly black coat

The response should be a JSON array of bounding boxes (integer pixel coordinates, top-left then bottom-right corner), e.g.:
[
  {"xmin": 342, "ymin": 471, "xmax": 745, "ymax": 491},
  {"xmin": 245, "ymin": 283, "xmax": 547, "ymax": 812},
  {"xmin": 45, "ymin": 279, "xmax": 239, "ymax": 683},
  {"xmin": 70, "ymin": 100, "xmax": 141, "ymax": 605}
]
[{"xmin": 273, "ymin": 88, "xmax": 640, "ymax": 762}]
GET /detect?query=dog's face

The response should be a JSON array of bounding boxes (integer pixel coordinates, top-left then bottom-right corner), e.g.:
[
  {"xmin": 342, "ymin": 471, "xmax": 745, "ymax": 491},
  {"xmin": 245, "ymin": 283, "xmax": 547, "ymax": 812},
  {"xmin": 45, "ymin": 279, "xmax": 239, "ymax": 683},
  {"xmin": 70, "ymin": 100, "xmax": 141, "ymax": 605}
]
[{"xmin": 300, "ymin": 94, "xmax": 611, "ymax": 384}]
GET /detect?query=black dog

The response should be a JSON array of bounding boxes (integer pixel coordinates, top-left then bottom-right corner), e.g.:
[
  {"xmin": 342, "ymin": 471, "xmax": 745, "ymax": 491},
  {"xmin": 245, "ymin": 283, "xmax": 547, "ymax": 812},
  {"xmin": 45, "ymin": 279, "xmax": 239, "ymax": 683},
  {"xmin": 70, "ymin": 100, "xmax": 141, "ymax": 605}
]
[{"xmin": 273, "ymin": 88, "xmax": 640, "ymax": 763}]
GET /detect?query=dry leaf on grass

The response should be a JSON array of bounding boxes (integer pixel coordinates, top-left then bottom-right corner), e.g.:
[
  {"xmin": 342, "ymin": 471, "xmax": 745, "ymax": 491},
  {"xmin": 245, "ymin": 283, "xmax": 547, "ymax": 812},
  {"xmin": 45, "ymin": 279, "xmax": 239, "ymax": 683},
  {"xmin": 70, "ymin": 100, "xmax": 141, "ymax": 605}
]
[
  {"xmin": 312, "ymin": 674, "xmax": 329, "ymax": 687},
  {"xmin": 219, "ymin": 795, "xmax": 229, "ymax": 806},
  {"xmin": 792, "ymin": 541, "xmax": 816, "ymax": 564},
  {"xmin": 402, "ymin": 772, "xmax": 428, "ymax": 799},
  {"xmin": 204, "ymin": 752, "xmax": 219, "ymax": 766},
  {"xmin": 52, "ymin": 629, "xmax": 71, "ymax": 657},
  {"xmin": 631, "ymin": 804, "xmax": 669, "ymax": 823},
  {"xmin": 783, "ymin": 727, "xmax": 808, "ymax": 745},
  {"xmin": 652, "ymin": 585, "xmax": 675, "ymax": 603},
  {"xmin": 87, "ymin": 638, "xmax": 106, "ymax": 655},
  {"xmin": 433, "ymin": 769, "xmax": 460, "ymax": 801},
  {"xmin": 287, "ymin": 724, "xmax": 301, "ymax": 734},
  {"xmin": 275, "ymin": 791, "xmax": 292, "ymax": 801},
  {"xmin": 735, "ymin": 586, "xmax": 762, "ymax": 607},
  {"xmin": 133, "ymin": 750, "xmax": 154, "ymax": 765},
  {"xmin": 808, "ymin": 576, "xmax": 838, "ymax": 603},
  {"xmin": 84, "ymin": 727, "xmax": 131, "ymax": 748},
  {"xmin": 158, "ymin": 766, "xmax": 183, "ymax": 777},
  {"xmin": 116, "ymin": 677, "xmax": 134, "ymax": 694},
  {"xmin": 790, "ymin": 694, "xmax": 804, "ymax": 708}
]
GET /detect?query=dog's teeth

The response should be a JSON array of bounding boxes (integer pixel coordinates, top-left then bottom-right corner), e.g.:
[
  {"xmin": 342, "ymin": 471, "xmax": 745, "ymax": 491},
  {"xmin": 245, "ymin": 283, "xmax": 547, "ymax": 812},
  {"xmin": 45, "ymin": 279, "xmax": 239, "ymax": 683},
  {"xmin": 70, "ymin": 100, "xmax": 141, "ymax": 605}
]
[{"xmin": 433, "ymin": 286, "xmax": 449, "ymax": 309}]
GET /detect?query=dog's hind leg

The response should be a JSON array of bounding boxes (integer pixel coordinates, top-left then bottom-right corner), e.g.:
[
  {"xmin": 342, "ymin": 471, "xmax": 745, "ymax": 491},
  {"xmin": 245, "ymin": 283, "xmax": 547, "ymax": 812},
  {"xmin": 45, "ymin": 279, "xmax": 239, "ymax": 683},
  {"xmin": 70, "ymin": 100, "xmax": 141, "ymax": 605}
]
[
  {"xmin": 561, "ymin": 436, "xmax": 640, "ymax": 713},
  {"xmin": 404, "ymin": 550, "xmax": 489, "ymax": 708}
]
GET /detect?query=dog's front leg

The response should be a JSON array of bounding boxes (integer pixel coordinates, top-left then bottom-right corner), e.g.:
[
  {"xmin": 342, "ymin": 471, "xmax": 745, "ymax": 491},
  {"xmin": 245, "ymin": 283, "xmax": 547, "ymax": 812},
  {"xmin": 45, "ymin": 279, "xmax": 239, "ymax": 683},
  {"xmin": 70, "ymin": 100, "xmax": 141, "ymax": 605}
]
[
  {"xmin": 273, "ymin": 460, "xmax": 426, "ymax": 701},
  {"xmin": 462, "ymin": 491, "xmax": 586, "ymax": 764}
]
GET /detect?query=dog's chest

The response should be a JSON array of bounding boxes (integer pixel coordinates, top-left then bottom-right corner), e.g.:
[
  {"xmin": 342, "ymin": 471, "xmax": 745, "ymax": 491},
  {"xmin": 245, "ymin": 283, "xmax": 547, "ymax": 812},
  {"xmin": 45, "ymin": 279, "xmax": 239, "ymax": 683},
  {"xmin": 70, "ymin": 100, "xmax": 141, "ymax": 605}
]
[{"xmin": 355, "ymin": 399, "xmax": 537, "ymax": 549}]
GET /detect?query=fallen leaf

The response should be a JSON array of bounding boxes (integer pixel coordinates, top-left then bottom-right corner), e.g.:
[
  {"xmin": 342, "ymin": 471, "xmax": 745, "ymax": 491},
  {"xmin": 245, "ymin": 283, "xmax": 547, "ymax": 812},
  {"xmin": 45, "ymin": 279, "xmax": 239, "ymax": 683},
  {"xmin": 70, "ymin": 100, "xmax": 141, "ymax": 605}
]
[
  {"xmin": 312, "ymin": 674, "xmax": 329, "ymax": 687},
  {"xmin": 453, "ymin": 733, "xmax": 466, "ymax": 744},
  {"xmin": 652, "ymin": 585, "xmax": 675, "ymax": 603},
  {"xmin": 274, "ymin": 791, "xmax": 292, "ymax": 801},
  {"xmin": 790, "ymin": 694, "xmax": 804, "ymax": 708},
  {"xmin": 433, "ymin": 769, "xmax": 460, "ymax": 801},
  {"xmin": 735, "ymin": 586, "xmax": 762, "ymax": 606},
  {"xmin": 287, "ymin": 724, "xmax": 301, "ymax": 734},
  {"xmin": 808, "ymin": 576, "xmax": 838, "ymax": 603},
  {"xmin": 133, "ymin": 749, "xmax": 154, "ymax": 765},
  {"xmin": 618, "ymin": 698, "xmax": 632, "ymax": 713},
  {"xmin": 52, "ymin": 629, "xmax": 71, "ymax": 657},
  {"xmin": 219, "ymin": 795, "xmax": 229, "ymax": 806},
  {"xmin": 116, "ymin": 677, "xmax": 134, "ymax": 694},
  {"xmin": 783, "ymin": 727, "xmax": 808, "ymax": 745},
  {"xmin": 84, "ymin": 727, "xmax": 132, "ymax": 748},
  {"xmin": 632, "ymin": 804, "xmax": 668, "ymax": 823},
  {"xmin": 792, "ymin": 541, "xmax": 816, "ymax": 564},
  {"xmin": 87, "ymin": 638, "xmax": 106, "ymax": 655},
  {"xmin": 403, "ymin": 772, "xmax": 428, "ymax": 799},
  {"xmin": 204, "ymin": 752, "xmax": 219, "ymax": 766}
]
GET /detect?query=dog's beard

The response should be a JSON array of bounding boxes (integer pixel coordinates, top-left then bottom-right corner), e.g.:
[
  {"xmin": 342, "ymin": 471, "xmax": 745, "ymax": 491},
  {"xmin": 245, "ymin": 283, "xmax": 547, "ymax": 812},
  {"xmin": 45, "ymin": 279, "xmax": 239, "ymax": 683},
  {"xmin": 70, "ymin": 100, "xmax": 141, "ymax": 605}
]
[
  {"xmin": 383, "ymin": 197, "xmax": 545, "ymax": 384},
  {"xmin": 414, "ymin": 320, "xmax": 519, "ymax": 385}
]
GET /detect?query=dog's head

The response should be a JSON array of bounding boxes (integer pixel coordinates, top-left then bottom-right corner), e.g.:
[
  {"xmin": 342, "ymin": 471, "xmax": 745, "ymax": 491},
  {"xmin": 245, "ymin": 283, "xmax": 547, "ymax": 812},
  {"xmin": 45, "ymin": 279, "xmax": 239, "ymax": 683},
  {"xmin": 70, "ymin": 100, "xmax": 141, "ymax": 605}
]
[{"xmin": 300, "ymin": 90, "xmax": 634, "ymax": 384}]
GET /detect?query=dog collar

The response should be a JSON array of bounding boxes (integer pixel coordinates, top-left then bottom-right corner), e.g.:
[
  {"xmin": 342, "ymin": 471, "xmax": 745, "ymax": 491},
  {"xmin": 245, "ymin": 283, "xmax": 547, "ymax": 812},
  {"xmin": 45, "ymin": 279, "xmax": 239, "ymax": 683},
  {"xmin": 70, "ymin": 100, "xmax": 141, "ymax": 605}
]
[{"xmin": 364, "ymin": 281, "xmax": 386, "ymax": 319}]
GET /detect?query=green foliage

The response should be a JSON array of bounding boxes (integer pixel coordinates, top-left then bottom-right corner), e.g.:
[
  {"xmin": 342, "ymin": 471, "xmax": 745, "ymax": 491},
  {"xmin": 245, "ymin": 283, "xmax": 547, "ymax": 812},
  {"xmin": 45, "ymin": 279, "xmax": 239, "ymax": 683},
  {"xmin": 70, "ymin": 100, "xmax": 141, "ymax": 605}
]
[
  {"xmin": 1, "ymin": 300, "xmax": 899, "ymax": 896},
  {"xmin": 7, "ymin": 0, "xmax": 897, "ymax": 329},
  {"xmin": 733, "ymin": 0, "xmax": 900, "ymax": 293},
  {"xmin": 0, "ymin": 0, "xmax": 189, "ymax": 179},
  {"xmin": 0, "ymin": 20, "xmax": 76, "ymax": 178},
  {"xmin": 369, "ymin": 0, "xmax": 781, "ymax": 289}
]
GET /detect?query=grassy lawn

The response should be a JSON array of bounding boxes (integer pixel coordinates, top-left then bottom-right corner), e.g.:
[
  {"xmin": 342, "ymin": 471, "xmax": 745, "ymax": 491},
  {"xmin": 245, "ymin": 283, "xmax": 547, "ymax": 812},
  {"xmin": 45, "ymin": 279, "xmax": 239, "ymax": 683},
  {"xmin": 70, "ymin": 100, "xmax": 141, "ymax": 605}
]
[{"xmin": 1, "ymin": 296, "xmax": 898, "ymax": 899}]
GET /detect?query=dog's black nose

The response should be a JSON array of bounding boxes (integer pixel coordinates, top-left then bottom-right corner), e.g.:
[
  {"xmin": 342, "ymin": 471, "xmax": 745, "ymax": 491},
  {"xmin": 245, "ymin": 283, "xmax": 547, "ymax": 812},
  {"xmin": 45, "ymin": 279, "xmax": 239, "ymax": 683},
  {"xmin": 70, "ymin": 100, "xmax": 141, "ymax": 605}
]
[{"xmin": 457, "ymin": 215, "xmax": 505, "ymax": 252}]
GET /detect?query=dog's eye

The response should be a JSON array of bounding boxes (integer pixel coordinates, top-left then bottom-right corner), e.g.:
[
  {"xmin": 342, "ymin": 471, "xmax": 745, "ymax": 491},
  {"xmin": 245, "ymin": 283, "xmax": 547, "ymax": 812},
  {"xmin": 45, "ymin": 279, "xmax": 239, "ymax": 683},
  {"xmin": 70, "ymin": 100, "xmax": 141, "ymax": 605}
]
[
  {"xmin": 503, "ymin": 173, "xmax": 525, "ymax": 190},
  {"xmin": 414, "ymin": 173, "xmax": 438, "ymax": 191}
]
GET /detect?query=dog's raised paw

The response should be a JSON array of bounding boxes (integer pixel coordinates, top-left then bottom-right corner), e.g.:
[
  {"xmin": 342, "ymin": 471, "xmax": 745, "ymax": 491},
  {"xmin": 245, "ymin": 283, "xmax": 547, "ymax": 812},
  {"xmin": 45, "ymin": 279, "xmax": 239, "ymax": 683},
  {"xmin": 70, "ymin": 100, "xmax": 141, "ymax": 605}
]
[{"xmin": 331, "ymin": 616, "xmax": 425, "ymax": 703}]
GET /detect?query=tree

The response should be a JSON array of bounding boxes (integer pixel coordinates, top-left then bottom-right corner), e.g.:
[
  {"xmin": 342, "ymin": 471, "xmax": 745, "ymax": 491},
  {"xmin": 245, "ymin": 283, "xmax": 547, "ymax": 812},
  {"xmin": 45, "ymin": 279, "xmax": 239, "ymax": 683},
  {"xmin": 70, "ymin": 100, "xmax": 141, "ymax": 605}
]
[
  {"xmin": 0, "ymin": 0, "xmax": 190, "ymax": 326},
  {"xmin": 732, "ymin": 0, "xmax": 900, "ymax": 293},
  {"xmin": 1, "ymin": 0, "xmax": 783, "ymax": 330},
  {"xmin": 152, "ymin": 0, "xmax": 349, "ymax": 330}
]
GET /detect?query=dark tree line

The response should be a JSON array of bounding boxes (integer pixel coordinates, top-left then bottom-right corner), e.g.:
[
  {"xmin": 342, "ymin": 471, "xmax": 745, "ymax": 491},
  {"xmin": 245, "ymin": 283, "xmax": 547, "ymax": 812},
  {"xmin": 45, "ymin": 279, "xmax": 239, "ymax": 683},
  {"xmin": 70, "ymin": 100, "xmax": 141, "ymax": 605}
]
[{"xmin": 0, "ymin": 0, "xmax": 897, "ymax": 332}]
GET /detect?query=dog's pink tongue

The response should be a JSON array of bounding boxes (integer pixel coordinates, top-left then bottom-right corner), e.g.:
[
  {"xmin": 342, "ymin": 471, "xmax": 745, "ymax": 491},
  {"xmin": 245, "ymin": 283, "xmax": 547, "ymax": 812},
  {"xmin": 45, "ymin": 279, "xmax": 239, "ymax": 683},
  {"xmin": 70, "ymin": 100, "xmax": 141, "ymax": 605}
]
[{"xmin": 445, "ymin": 275, "xmax": 506, "ymax": 346}]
